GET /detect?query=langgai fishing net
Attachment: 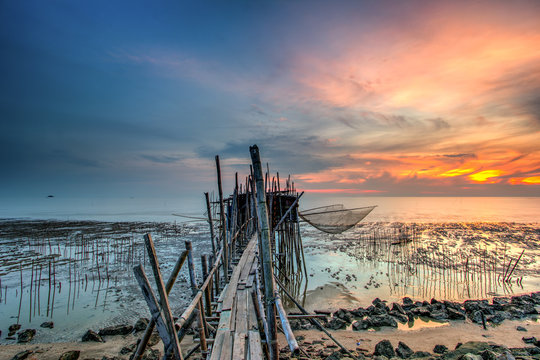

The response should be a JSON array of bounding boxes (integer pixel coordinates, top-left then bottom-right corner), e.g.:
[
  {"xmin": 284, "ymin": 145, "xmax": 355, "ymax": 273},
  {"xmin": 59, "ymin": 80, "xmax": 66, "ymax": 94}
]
[{"xmin": 299, "ymin": 204, "xmax": 376, "ymax": 234}]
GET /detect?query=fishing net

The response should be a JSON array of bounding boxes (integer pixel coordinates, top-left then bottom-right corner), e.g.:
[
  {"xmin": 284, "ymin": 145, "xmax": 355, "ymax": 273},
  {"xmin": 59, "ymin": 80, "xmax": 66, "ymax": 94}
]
[{"xmin": 299, "ymin": 204, "xmax": 376, "ymax": 234}]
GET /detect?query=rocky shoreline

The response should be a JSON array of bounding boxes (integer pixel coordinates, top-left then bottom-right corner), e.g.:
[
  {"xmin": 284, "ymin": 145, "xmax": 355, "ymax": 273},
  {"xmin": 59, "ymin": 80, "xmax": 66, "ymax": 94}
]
[
  {"xmin": 290, "ymin": 292, "xmax": 540, "ymax": 331},
  {"xmin": 3, "ymin": 292, "xmax": 539, "ymax": 359}
]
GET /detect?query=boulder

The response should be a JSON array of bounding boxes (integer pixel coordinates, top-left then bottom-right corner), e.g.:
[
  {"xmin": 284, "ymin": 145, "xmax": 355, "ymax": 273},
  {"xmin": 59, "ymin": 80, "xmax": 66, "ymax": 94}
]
[
  {"xmin": 98, "ymin": 324, "xmax": 133, "ymax": 336},
  {"xmin": 40, "ymin": 321, "xmax": 54, "ymax": 329},
  {"xmin": 327, "ymin": 317, "xmax": 348, "ymax": 330},
  {"xmin": 374, "ymin": 340, "xmax": 395, "ymax": 358},
  {"xmin": 433, "ymin": 345, "xmax": 448, "ymax": 354},
  {"xmin": 370, "ymin": 315, "xmax": 398, "ymax": 328},
  {"xmin": 82, "ymin": 330, "xmax": 104, "ymax": 342},
  {"xmin": 396, "ymin": 341, "xmax": 414, "ymax": 358},
  {"xmin": 516, "ymin": 326, "xmax": 527, "ymax": 332},
  {"xmin": 392, "ymin": 302, "xmax": 406, "ymax": 315},
  {"xmin": 352, "ymin": 319, "xmax": 372, "ymax": 331},
  {"xmin": 522, "ymin": 336, "xmax": 537, "ymax": 344},
  {"xmin": 430, "ymin": 310, "xmax": 449, "ymax": 320},
  {"xmin": 458, "ymin": 354, "xmax": 483, "ymax": 360},
  {"xmin": 10, "ymin": 350, "xmax": 33, "ymax": 360},
  {"xmin": 58, "ymin": 350, "xmax": 80, "ymax": 360},
  {"xmin": 389, "ymin": 311, "xmax": 409, "ymax": 323},
  {"xmin": 448, "ymin": 308, "xmax": 466, "ymax": 320},
  {"xmin": 134, "ymin": 318, "xmax": 149, "ymax": 332},
  {"xmin": 17, "ymin": 329, "xmax": 36, "ymax": 343},
  {"xmin": 411, "ymin": 351, "xmax": 432, "ymax": 358}
]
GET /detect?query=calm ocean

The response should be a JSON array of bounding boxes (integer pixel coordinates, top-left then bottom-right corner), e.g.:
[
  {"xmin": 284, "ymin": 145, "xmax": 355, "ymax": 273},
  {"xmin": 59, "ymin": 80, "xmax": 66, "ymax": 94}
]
[{"xmin": 1, "ymin": 195, "xmax": 538, "ymax": 223}]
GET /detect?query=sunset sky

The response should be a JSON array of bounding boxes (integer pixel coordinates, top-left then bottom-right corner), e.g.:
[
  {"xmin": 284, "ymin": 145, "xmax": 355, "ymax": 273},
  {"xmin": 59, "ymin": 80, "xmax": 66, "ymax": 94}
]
[{"xmin": 1, "ymin": 0, "xmax": 539, "ymax": 203}]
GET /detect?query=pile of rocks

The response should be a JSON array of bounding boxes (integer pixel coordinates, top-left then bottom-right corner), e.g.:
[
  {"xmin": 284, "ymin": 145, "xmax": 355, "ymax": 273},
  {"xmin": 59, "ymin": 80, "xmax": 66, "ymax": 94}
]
[
  {"xmin": 282, "ymin": 340, "xmax": 540, "ymax": 360},
  {"xmin": 290, "ymin": 292, "xmax": 540, "ymax": 332}
]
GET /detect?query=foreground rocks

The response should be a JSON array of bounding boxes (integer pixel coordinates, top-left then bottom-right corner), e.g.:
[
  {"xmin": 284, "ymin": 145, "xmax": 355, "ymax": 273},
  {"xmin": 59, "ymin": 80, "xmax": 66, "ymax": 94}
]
[
  {"xmin": 280, "ymin": 340, "xmax": 540, "ymax": 360},
  {"xmin": 297, "ymin": 292, "xmax": 540, "ymax": 332}
]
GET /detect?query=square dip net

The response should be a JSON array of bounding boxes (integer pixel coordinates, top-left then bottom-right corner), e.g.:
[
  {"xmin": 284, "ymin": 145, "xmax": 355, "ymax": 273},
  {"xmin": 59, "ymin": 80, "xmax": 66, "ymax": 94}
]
[{"xmin": 299, "ymin": 204, "xmax": 376, "ymax": 234}]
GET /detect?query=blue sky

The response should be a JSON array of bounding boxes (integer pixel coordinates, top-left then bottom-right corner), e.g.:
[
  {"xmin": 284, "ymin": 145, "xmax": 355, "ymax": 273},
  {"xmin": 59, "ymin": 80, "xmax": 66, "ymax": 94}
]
[{"xmin": 1, "ymin": 0, "xmax": 540, "ymax": 205}]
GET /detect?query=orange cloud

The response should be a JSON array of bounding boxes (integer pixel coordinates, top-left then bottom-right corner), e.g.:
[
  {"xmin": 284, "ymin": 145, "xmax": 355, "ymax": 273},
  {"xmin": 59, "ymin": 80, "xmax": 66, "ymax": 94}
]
[{"xmin": 469, "ymin": 170, "xmax": 504, "ymax": 183}]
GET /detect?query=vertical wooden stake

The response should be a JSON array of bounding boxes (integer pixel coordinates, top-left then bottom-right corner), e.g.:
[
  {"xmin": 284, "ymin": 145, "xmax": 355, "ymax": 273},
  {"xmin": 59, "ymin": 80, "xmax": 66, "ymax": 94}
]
[
  {"xmin": 249, "ymin": 144, "xmax": 278, "ymax": 360},
  {"xmin": 205, "ymin": 192, "xmax": 217, "ymax": 255},
  {"xmin": 216, "ymin": 155, "xmax": 229, "ymax": 281},
  {"xmin": 144, "ymin": 234, "xmax": 183, "ymax": 360}
]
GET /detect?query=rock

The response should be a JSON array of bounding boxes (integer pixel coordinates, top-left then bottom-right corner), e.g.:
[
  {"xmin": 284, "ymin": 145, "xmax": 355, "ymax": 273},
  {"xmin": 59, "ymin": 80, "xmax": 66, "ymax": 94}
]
[
  {"xmin": 458, "ymin": 354, "xmax": 483, "ymax": 360},
  {"xmin": 410, "ymin": 306, "xmax": 427, "ymax": 316},
  {"xmin": 17, "ymin": 329, "xmax": 36, "ymax": 343},
  {"xmin": 374, "ymin": 340, "xmax": 395, "ymax": 358},
  {"xmin": 352, "ymin": 307, "xmax": 368, "ymax": 317},
  {"xmin": 98, "ymin": 324, "xmax": 133, "ymax": 336},
  {"xmin": 326, "ymin": 351, "xmax": 343, "ymax": 360},
  {"xmin": 402, "ymin": 297, "xmax": 414, "ymax": 306},
  {"xmin": 334, "ymin": 309, "xmax": 355, "ymax": 323},
  {"xmin": 411, "ymin": 351, "xmax": 432, "ymax": 358},
  {"xmin": 522, "ymin": 337, "xmax": 537, "ymax": 344},
  {"xmin": 396, "ymin": 341, "xmax": 414, "ymax": 358},
  {"xmin": 486, "ymin": 313, "xmax": 508, "ymax": 324},
  {"xmin": 82, "ymin": 330, "xmax": 104, "ymax": 342},
  {"xmin": 147, "ymin": 332, "xmax": 160, "ymax": 346},
  {"xmin": 373, "ymin": 356, "xmax": 388, "ymax": 360},
  {"xmin": 352, "ymin": 319, "xmax": 372, "ymax": 331},
  {"xmin": 516, "ymin": 326, "xmax": 527, "ymax": 332},
  {"xmin": 134, "ymin": 318, "xmax": 149, "ymax": 332},
  {"xmin": 470, "ymin": 310, "xmax": 485, "ymax": 324},
  {"xmin": 495, "ymin": 352, "xmax": 515, "ymax": 360},
  {"xmin": 430, "ymin": 310, "xmax": 449, "ymax": 320},
  {"xmin": 40, "ymin": 321, "xmax": 54, "ymax": 329},
  {"xmin": 480, "ymin": 350, "xmax": 499, "ymax": 360},
  {"xmin": 58, "ymin": 350, "xmax": 80, "ymax": 360},
  {"xmin": 327, "ymin": 317, "xmax": 348, "ymax": 330},
  {"xmin": 392, "ymin": 303, "xmax": 406, "ymax": 315},
  {"xmin": 448, "ymin": 308, "xmax": 466, "ymax": 320},
  {"xmin": 9, "ymin": 324, "xmax": 22, "ymax": 332},
  {"xmin": 120, "ymin": 343, "xmax": 137, "ymax": 355},
  {"xmin": 10, "ymin": 350, "xmax": 33, "ymax": 360},
  {"xmin": 389, "ymin": 311, "xmax": 409, "ymax": 323},
  {"xmin": 464, "ymin": 300, "xmax": 489, "ymax": 313},
  {"xmin": 433, "ymin": 345, "xmax": 448, "ymax": 354},
  {"xmin": 141, "ymin": 349, "xmax": 160, "ymax": 360},
  {"xmin": 370, "ymin": 315, "xmax": 398, "ymax": 328},
  {"xmin": 455, "ymin": 343, "xmax": 463, "ymax": 349}
]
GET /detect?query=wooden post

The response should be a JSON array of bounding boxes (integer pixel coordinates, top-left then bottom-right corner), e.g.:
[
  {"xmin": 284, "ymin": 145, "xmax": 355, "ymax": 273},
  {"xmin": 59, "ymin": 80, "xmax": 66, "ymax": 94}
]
[
  {"xmin": 185, "ymin": 241, "xmax": 208, "ymax": 355},
  {"xmin": 201, "ymin": 255, "xmax": 212, "ymax": 317},
  {"xmin": 143, "ymin": 234, "xmax": 183, "ymax": 360},
  {"xmin": 205, "ymin": 192, "xmax": 217, "ymax": 256},
  {"xmin": 133, "ymin": 250, "xmax": 188, "ymax": 360},
  {"xmin": 249, "ymin": 144, "xmax": 278, "ymax": 360},
  {"xmin": 216, "ymin": 155, "xmax": 229, "ymax": 281}
]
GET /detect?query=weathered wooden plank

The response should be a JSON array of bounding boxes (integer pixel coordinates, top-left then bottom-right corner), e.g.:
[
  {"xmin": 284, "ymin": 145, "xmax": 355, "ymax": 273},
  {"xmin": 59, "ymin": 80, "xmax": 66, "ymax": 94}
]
[
  {"xmin": 247, "ymin": 290, "xmax": 258, "ymax": 331},
  {"xmin": 235, "ymin": 289, "xmax": 248, "ymax": 334},
  {"xmin": 220, "ymin": 331, "xmax": 233, "ymax": 360},
  {"xmin": 248, "ymin": 330, "xmax": 264, "ymax": 360},
  {"xmin": 232, "ymin": 332, "xmax": 246, "ymax": 360}
]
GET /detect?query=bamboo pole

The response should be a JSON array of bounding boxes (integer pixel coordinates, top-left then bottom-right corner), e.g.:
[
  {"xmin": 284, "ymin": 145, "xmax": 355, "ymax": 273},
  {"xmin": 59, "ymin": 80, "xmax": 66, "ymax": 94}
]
[
  {"xmin": 143, "ymin": 234, "xmax": 183, "ymax": 360},
  {"xmin": 249, "ymin": 144, "xmax": 278, "ymax": 360},
  {"xmin": 215, "ymin": 155, "xmax": 229, "ymax": 281},
  {"xmin": 132, "ymin": 250, "xmax": 188, "ymax": 360},
  {"xmin": 205, "ymin": 192, "xmax": 217, "ymax": 255}
]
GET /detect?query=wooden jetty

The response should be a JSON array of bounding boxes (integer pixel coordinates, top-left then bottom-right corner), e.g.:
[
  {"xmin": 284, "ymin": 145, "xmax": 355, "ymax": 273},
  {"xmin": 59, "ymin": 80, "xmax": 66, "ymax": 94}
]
[{"xmin": 132, "ymin": 145, "xmax": 316, "ymax": 360}]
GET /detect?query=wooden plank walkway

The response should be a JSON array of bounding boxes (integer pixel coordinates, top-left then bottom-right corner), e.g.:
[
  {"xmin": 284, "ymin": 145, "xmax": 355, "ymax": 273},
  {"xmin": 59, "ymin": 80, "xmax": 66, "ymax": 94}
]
[{"xmin": 210, "ymin": 235, "xmax": 264, "ymax": 360}]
